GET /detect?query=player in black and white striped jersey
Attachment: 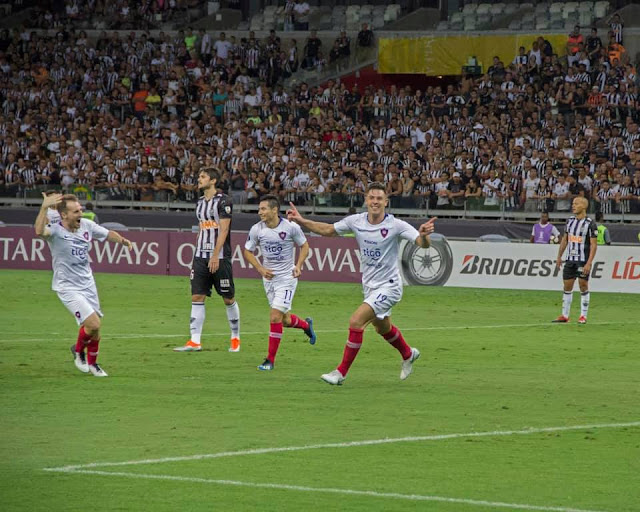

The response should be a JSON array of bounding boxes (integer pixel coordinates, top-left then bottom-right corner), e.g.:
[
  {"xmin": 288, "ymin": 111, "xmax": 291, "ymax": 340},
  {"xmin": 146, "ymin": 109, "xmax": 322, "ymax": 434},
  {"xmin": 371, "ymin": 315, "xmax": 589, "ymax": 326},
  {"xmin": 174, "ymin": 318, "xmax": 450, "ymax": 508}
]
[
  {"xmin": 553, "ymin": 197, "xmax": 598, "ymax": 325},
  {"xmin": 174, "ymin": 168, "xmax": 241, "ymax": 353}
]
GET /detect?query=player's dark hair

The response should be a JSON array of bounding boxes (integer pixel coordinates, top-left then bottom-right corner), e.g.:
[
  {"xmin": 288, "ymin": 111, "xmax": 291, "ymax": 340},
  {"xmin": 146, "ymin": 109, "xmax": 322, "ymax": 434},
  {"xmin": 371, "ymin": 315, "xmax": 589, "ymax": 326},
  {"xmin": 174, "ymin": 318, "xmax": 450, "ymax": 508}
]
[
  {"xmin": 200, "ymin": 167, "xmax": 220, "ymax": 183},
  {"xmin": 57, "ymin": 194, "xmax": 79, "ymax": 213},
  {"xmin": 260, "ymin": 194, "xmax": 280, "ymax": 210},
  {"xmin": 366, "ymin": 182, "xmax": 387, "ymax": 194},
  {"xmin": 595, "ymin": 211, "xmax": 604, "ymax": 222}
]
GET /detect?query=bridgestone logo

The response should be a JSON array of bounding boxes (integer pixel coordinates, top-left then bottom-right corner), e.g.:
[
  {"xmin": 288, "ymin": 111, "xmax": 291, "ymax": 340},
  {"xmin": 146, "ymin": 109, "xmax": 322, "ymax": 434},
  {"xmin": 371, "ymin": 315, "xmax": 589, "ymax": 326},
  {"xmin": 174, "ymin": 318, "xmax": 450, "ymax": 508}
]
[{"xmin": 460, "ymin": 255, "xmax": 561, "ymax": 277}]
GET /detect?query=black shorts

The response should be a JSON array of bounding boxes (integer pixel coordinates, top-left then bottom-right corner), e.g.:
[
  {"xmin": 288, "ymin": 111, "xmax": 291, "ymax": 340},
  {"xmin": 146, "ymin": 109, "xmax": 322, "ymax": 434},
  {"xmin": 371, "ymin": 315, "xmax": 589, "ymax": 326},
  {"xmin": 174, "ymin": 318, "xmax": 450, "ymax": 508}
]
[
  {"xmin": 563, "ymin": 261, "xmax": 590, "ymax": 281},
  {"xmin": 190, "ymin": 257, "xmax": 235, "ymax": 298}
]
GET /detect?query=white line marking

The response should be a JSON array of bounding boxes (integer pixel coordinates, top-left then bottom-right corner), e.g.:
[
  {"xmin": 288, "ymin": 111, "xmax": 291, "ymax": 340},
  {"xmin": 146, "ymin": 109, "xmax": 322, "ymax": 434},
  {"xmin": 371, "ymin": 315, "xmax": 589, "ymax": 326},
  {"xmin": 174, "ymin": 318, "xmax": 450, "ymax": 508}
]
[
  {"xmin": 44, "ymin": 421, "xmax": 640, "ymax": 472},
  {"xmin": 4, "ymin": 320, "xmax": 640, "ymax": 343},
  {"xmin": 43, "ymin": 469, "xmax": 609, "ymax": 512}
]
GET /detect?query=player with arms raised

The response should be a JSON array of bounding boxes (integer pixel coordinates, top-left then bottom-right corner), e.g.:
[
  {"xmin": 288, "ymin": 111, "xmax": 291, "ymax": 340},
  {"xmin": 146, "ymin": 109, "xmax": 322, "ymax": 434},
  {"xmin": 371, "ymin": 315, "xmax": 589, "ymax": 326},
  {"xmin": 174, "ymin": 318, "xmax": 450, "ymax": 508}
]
[
  {"xmin": 174, "ymin": 168, "xmax": 241, "ymax": 353},
  {"xmin": 553, "ymin": 197, "xmax": 597, "ymax": 324},
  {"xmin": 244, "ymin": 195, "xmax": 316, "ymax": 371},
  {"xmin": 287, "ymin": 182, "xmax": 436, "ymax": 385},
  {"xmin": 35, "ymin": 193, "xmax": 132, "ymax": 377}
]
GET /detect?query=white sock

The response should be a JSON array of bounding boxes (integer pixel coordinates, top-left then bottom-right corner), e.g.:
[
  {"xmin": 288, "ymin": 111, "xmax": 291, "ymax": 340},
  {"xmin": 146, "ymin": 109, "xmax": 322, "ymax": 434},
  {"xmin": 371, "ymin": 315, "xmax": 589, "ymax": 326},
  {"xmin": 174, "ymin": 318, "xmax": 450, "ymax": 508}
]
[
  {"xmin": 562, "ymin": 292, "xmax": 573, "ymax": 318},
  {"xmin": 226, "ymin": 301, "xmax": 240, "ymax": 339},
  {"xmin": 190, "ymin": 302, "xmax": 205, "ymax": 344},
  {"xmin": 580, "ymin": 292, "xmax": 590, "ymax": 317}
]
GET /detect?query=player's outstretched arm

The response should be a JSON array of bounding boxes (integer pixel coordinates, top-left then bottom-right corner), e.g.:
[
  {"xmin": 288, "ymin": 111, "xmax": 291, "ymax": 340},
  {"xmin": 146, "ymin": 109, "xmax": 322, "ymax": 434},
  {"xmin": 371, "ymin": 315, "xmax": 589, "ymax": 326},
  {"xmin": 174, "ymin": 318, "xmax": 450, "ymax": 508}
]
[
  {"xmin": 243, "ymin": 248, "xmax": 274, "ymax": 280},
  {"xmin": 35, "ymin": 192, "xmax": 62, "ymax": 237},
  {"xmin": 107, "ymin": 230, "xmax": 132, "ymax": 250},
  {"xmin": 286, "ymin": 202, "xmax": 337, "ymax": 237},
  {"xmin": 416, "ymin": 217, "xmax": 437, "ymax": 248}
]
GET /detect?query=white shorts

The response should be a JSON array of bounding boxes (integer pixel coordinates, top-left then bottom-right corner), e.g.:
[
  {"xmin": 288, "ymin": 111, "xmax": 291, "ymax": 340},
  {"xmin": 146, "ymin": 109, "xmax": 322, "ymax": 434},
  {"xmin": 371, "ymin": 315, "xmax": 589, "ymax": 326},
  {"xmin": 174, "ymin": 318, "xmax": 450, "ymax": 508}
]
[
  {"xmin": 263, "ymin": 276, "xmax": 298, "ymax": 313},
  {"xmin": 56, "ymin": 284, "xmax": 103, "ymax": 326},
  {"xmin": 364, "ymin": 283, "xmax": 403, "ymax": 320}
]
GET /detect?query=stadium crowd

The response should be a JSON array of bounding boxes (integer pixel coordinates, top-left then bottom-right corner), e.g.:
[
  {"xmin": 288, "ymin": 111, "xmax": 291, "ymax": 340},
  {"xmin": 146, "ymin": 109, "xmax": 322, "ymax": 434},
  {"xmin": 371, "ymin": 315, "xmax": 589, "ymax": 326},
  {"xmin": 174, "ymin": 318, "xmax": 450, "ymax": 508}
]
[{"xmin": 1, "ymin": 20, "xmax": 640, "ymax": 215}]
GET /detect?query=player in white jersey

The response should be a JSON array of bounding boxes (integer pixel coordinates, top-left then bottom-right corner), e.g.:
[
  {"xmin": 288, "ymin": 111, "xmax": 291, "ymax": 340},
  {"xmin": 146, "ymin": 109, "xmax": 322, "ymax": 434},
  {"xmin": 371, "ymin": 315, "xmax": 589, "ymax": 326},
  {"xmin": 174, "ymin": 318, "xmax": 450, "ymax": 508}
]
[
  {"xmin": 244, "ymin": 195, "xmax": 316, "ymax": 370},
  {"xmin": 287, "ymin": 182, "xmax": 436, "ymax": 385},
  {"xmin": 35, "ymin": 193, "xmax": 132, "ymax": 377}
]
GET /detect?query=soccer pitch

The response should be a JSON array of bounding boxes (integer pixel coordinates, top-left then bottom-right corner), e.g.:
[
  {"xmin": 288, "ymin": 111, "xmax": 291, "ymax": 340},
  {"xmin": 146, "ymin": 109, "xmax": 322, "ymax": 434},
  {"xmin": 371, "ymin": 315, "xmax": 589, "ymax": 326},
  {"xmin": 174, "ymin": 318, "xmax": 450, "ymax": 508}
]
[{"xmin": 1, "ymin": 270, "xmax": 638, "ymax": 512}]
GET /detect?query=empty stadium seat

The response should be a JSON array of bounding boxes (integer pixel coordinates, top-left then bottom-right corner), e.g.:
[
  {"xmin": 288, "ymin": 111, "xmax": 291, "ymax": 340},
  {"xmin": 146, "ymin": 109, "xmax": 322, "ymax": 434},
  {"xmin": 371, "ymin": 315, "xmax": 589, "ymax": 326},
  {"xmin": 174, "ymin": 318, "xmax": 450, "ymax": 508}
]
[
  {"xmin": 463, "ymin": 3, "xmax": 477, "ymax": 14},
  {"xmin": 490, "ymin": 3, "xmax": 505, "ymax": 16},
  {"xmin": 476, "ymin": 3, "xmax": 491, "ymax": 15}
]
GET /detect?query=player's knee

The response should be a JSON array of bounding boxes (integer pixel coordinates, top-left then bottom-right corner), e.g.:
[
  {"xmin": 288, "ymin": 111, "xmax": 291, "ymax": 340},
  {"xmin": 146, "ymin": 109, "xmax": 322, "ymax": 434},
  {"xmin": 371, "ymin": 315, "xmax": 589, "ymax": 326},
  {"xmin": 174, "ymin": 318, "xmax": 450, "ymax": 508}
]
[
  {"xmin": 192, "ymin": 294, "xmax": 206, "ymax": 302},
  {"xmin": 84, "ymin": 317, "xmax": 100, "ymax": 336},
  {"xmin": 222, "ymin": 297, "xmax": 235, "ymax": 306},
  {"xmin": 349, "ymin": 315, "xmax": 366, "ymax": 330},
  {"xmin": 271, "ymin": 310, "xmax": 284, "ymax": 324}
]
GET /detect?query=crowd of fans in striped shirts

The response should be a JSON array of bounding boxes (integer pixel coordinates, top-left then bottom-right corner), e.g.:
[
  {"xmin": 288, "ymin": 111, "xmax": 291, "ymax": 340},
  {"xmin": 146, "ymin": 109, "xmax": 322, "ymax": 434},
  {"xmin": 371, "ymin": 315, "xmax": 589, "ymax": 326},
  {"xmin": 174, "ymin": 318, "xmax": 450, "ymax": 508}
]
[{"xmin": 1, "ymin": 23, "xmax": 640, "ymax": 216}]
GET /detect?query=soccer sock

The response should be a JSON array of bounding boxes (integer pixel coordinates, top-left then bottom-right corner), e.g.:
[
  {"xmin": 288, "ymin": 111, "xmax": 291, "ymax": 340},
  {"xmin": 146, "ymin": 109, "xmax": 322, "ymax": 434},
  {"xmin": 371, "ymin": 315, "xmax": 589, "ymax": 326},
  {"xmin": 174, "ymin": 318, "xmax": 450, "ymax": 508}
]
[
  {"xmin": 226, "ymin": 301, "xmax": 240, "ymax": 339},
  {"xmin": 190, "ymin": 302, "xmax": 205, "ymax": 344},
  {"xmin": 580, "ymin": 292, "xmax": 590, "ymax": 317},
  {"xmin": 337, "ymin": 327, "xmax": 364, "ymax": 377},
  {"xmin": 382, "ymin": 325, "xmax": 412, "ymax": 360},
  {"xmin": 562, "ymin": 292, "xmax": 573, "ymax": 318},
  {"xmin": 87, "ymin": 337, "xmax": 100, "ymax": 365},
  {"xmin": 267, "ymin": 322, "xmax": 283, "ymax": 363},
  {"xmin": 75, "ymin": 326, "xmax": 92, "ymax": 353},
  {"xmin": 287, "ymin": 314, "xmax": 309, "ymax": 331}
]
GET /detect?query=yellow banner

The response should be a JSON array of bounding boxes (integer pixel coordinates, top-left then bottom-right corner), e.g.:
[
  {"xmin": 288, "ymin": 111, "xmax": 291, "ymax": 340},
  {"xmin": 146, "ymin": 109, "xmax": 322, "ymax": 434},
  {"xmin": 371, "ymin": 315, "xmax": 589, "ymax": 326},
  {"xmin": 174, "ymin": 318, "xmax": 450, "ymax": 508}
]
[{"xmin": 378, "ymin": 34, "xmax": 568, "ymax": 75}]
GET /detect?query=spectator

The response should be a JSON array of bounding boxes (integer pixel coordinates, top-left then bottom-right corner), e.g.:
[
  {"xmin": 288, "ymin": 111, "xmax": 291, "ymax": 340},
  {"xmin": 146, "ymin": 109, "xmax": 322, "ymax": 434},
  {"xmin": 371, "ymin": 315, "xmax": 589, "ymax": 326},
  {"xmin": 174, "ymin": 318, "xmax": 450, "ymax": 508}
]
[{"xmin": 293, "ymin": 0, "xmax": 310, "ymax": 31}]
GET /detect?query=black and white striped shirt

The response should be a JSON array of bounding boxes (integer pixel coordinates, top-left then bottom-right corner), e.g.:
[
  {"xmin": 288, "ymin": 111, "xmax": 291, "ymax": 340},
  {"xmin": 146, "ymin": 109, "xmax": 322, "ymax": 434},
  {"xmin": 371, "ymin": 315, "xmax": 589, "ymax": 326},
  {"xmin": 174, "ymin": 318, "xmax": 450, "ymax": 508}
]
[
  {"xmin": 195, "ymin": 193, "xmax": 233, "ymax": 260},
  {"xmin": 563, "ymin": 216, "xmax": 597, "ymax": 263}
]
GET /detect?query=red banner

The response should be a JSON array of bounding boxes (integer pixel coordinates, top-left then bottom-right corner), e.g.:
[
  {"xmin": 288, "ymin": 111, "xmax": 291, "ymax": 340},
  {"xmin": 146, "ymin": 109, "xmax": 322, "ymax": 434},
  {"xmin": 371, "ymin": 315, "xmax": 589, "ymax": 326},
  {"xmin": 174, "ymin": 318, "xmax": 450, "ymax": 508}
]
[{"xmin": 0, "ymin": 227, "xmax": 362, "ymax": 283}]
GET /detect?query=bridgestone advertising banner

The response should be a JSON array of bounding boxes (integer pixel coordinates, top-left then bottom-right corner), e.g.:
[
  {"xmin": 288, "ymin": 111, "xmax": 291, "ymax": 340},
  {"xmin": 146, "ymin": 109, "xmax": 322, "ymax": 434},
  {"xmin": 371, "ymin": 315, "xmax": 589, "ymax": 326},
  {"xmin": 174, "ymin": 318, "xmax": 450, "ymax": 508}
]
[
  {"xmin": 1, "ymin": 227, "xmax": 638, "ymax": 293},
  {"xmin": 400, "ymin": 238, "xmax": 640, "ymax": 293}
]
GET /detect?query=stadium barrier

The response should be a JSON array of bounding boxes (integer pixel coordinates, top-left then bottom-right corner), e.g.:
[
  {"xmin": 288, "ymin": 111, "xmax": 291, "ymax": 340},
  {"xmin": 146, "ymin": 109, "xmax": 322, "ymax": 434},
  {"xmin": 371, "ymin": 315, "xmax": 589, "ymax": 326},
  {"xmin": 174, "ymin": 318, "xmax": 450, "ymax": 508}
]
[
  {"xmin": 400, "ymin": 239, "xmax": 640, "ymax": 294},
  {"xmin": 1, "ymin": 227, "xmax": 637, "ymax": 293},
  {"xmin": 0, "ymin": 227, "xmax": 360, "ymax": 284}
]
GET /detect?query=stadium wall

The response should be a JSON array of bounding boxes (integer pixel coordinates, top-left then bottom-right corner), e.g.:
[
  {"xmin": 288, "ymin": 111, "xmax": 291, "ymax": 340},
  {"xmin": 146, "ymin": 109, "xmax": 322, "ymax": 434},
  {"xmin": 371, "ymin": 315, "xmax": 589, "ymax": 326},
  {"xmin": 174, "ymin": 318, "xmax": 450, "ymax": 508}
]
[{"xmin": 1, "ymin": 227, "xmax": 638, "ymax": 293}]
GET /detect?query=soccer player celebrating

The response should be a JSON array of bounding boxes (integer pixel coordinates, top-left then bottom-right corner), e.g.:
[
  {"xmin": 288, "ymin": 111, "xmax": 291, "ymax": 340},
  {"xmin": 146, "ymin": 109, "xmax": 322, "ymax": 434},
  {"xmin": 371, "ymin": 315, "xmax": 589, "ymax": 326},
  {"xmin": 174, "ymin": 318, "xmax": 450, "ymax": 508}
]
[
  {"xmin": 244, "ymin": 195, "xmax": 317, "ymax": 370},
  {"xmin": 35, "ymin": 193, "xmax": 132, "ymax": 377},
  {"xmin": 174, "ymin": 168, "xmax": 241, "ymax": 352},
  {"xmin": 287, "ymin": 182, "xmax": 436, "ymax": 385},
  {"xmin": 553, "ymin": 197, "xmax": 597, "ymax": 324}
]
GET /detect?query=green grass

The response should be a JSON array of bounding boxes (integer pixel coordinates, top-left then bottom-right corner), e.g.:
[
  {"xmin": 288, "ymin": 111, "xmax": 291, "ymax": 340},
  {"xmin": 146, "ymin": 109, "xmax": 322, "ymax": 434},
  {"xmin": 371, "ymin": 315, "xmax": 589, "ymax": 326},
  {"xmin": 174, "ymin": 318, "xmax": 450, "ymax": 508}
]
[{"xmin": 1, "ymin": 270, "xmax": 639, "ymax": 512}]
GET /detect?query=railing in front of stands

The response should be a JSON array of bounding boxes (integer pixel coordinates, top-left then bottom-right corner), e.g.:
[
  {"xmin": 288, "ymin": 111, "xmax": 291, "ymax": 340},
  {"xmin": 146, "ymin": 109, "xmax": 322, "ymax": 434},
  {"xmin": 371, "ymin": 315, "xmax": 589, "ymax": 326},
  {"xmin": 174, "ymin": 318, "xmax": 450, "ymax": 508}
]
[{"xmin": 2, "ymin": 186, "xmax": 639, "ymax": 223}]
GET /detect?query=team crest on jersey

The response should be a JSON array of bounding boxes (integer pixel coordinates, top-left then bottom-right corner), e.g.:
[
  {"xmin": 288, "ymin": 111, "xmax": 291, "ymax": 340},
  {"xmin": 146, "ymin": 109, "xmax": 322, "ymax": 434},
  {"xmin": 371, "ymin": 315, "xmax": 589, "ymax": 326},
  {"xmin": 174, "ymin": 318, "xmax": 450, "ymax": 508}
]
[
  {"xmin": 279, "ymin": 232, "xmax": 287, "ymax": 240},
  {"xmin": 380, "ymin": 228, "xmax": 389, "ymax": 238},
  {"xmin": 225, "ymin": 206, "xmax": 231, "ymax": 214}
]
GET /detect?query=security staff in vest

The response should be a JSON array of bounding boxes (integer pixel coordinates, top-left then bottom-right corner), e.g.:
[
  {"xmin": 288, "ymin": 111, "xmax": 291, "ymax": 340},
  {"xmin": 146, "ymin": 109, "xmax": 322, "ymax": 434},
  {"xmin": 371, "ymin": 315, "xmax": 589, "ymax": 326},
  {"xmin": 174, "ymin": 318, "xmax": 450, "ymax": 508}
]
[
  {"xmin": 595, "ymin": 211, "xmax": 611, "ymax": 245},
  {"xmin": 82, "ymin": 202, "xmax": 99, "ymax": 224}
]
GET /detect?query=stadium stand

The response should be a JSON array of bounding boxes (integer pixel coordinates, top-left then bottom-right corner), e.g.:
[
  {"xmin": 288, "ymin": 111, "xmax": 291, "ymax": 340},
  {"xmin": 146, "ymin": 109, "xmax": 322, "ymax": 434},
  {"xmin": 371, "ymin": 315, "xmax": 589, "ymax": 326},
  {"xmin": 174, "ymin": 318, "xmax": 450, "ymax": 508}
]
[{"xmin": 0, "ymin": 1, "xmax": 639, "ymax": 221}]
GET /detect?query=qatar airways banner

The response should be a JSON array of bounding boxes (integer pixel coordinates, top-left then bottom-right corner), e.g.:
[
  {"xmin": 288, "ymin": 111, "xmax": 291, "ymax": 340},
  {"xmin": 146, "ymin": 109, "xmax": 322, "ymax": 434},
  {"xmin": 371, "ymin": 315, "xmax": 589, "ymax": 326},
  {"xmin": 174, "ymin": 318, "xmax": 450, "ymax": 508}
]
[
  {"xmin": 0, "ymin": 227, "xmax": 361, "ymax": 283},
  {"xmin": 400, "ymin": 239, "xmax": 640, "ymax": 293},
  {"xmin": 169, "ymin": 232, "xmax": 361, "ymax": 282},
  {"xmin": 0, "ymin": 227, "xmax": 168, "ymax": 274}
]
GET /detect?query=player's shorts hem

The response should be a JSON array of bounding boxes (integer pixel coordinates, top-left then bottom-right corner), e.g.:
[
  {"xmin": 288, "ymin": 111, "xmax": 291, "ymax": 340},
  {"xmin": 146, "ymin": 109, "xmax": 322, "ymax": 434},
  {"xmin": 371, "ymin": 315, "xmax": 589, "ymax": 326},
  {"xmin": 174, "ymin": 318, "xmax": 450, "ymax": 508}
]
[{"xmin": 563, "ymin": 261, "xmax": 590, "ymax": 281}]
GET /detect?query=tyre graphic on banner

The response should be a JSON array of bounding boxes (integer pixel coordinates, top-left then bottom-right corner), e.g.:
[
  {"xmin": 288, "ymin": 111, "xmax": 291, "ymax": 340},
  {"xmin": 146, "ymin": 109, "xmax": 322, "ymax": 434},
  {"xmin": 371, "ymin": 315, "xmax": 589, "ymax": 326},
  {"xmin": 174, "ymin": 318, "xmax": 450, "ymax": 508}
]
[{"xmin": 400, "ymin": 233, "xmax": 453, "ymax": 286}]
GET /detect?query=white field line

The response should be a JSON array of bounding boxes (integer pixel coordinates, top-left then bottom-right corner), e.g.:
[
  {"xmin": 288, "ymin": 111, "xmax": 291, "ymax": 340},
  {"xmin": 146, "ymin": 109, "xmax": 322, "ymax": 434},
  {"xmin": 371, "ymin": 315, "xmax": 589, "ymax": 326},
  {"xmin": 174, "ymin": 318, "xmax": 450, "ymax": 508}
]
[
  {"xmin": 44, "ymin": 469, "xmax": 609, "ymax": 512},
  {"xmin": 44, "ymin": 421, "xmax": 640, "ymax": 472},
  {"xmin": 4, "ymin": 320, "xmax": 640, "ymax": 343}
]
